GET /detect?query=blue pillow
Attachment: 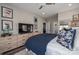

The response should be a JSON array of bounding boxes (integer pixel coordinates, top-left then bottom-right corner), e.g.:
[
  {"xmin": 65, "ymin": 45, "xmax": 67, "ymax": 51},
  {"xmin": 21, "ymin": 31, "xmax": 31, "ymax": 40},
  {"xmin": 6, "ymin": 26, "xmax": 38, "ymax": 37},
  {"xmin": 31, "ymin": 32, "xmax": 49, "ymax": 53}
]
[{"xmin": 57, "ymin": 29, "xmax": 76, "ymax": 50}]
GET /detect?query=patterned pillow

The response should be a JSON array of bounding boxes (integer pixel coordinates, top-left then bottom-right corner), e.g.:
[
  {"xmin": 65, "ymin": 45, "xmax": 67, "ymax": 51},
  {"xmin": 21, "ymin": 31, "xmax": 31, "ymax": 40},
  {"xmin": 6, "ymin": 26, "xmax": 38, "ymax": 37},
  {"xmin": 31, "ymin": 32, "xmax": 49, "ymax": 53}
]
[{"xmin": 57, "ymin": 29, "xmax": 76, "ymax": 50}]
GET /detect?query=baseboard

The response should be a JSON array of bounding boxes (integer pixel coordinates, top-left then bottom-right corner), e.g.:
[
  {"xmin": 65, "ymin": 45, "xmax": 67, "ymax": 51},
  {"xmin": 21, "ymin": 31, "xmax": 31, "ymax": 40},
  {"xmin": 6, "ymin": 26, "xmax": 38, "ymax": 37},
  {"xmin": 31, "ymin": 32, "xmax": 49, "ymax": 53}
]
[{"xmin": 2, "ymin": 45, "xmax": 25, "ymax": 55}]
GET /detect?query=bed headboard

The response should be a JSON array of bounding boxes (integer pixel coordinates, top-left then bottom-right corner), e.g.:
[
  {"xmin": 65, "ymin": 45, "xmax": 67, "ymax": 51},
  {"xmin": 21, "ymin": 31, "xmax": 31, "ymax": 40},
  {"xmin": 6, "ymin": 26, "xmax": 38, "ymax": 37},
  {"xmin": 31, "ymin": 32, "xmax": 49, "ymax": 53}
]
[{"xmin": 72, "ymin": 27, "xmax": 79, "ymax": 50}]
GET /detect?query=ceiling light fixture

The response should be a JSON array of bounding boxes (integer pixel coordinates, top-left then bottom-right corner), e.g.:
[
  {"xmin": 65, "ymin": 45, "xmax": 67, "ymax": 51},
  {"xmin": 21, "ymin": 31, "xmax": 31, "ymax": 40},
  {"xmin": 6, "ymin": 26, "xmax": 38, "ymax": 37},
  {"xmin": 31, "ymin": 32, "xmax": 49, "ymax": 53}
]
[
  {"xmin": 42, "ymin": 12, "xmax": 45, "ymax": 15},
  {"xmin": 68, "ymin": 4, "xmax": 72, "ymax": 7}
]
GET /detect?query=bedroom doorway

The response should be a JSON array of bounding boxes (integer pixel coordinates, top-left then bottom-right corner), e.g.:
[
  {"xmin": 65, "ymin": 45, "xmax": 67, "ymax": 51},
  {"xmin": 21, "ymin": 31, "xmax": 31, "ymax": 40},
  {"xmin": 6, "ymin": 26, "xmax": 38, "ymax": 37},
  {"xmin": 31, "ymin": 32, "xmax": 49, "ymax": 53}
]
[{"xmin": 43, "ymin": 23, "xmax": 46, "ymax": 33}]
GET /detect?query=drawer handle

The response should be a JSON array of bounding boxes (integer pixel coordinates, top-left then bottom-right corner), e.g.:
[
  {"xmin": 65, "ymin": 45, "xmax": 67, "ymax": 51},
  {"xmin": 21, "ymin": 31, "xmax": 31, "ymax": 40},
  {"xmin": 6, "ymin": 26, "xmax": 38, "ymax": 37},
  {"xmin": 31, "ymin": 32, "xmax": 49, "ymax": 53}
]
[
  {"xmin": 22, "ymin": 39, "xmax": 25, "ymax": 41},
  {"xmin": 8, "ymin": 38, "xmax": 11, "ymax": 40},
  {"xmin": 8, "ymin": 47, "xmax": 12, "ymax": 49},
  {"xmin": 23, "ymin": 36, "xmax": 25, "ymax": 37},
  {"xmin": 8, "ymin": 43, "xmax": 11, "ymax": 44}
]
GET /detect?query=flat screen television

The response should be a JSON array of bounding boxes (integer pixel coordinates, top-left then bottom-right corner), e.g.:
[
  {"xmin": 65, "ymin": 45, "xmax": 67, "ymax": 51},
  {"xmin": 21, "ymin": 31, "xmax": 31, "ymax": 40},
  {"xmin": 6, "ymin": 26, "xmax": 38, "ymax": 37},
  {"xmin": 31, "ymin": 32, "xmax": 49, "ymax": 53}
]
[{"xmin": 18, "ymin": 23, "xmax": 33, "ymax": 34}]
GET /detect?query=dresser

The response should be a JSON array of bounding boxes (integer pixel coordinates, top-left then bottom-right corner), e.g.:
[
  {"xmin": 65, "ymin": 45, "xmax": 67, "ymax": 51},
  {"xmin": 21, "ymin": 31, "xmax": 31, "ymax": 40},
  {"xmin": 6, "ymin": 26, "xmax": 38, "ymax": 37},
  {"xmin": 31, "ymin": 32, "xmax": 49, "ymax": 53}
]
[{"xmin": 0, "ymin": 32, "xmax": 40, "ymax": 54}]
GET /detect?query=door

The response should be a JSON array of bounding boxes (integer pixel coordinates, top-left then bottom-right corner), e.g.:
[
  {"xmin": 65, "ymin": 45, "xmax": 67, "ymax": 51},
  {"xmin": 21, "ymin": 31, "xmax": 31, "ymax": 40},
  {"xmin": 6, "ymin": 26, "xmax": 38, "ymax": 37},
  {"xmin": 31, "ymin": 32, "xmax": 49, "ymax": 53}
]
[
  {"xmin": 43, "ymin": 23, "xmax": 46, "ymax": 33},
  {"xmin": 46, "ymin": 22, "xmax": 50, "ymax": 33}
]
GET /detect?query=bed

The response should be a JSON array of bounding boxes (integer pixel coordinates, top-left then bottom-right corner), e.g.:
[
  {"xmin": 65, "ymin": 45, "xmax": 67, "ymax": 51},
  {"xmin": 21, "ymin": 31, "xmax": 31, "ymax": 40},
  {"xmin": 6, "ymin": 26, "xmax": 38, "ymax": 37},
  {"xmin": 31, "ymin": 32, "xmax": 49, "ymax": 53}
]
[{"xmin": 25, "ymin": 27, "xmax": 79, "ymax": 55}]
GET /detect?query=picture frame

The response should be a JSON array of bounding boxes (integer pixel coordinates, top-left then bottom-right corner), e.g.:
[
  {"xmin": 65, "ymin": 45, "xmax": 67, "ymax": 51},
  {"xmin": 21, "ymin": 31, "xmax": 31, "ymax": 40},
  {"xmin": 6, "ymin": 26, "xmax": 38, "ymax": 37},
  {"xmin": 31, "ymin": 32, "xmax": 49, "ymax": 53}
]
[
  {"xmin": 1, "ymin": 20, "xmax": 13, "ymax": 31},
  {"xmin": 1, "ymin": 6, "xmax": 13, "ymax": 19},
  {"xmin": 71, "ymin": 14, "xmax": 79, "ymax": 27},
  {"xmin": 73, "ymin": 14, "xmax": 79, "ymax": 21},
  {"xmin": 75, "ymin": 22, "xmax": 79, "ymax": 27}
]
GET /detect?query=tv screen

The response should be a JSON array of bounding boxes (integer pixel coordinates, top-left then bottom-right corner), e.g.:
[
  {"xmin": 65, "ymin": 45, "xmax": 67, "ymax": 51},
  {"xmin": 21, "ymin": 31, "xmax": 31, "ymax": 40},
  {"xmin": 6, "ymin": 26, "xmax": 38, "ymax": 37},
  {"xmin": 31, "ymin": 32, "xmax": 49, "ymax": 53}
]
[{"xmin": 18, "ymin": 23, "xmax": 33, "ymax": 34}]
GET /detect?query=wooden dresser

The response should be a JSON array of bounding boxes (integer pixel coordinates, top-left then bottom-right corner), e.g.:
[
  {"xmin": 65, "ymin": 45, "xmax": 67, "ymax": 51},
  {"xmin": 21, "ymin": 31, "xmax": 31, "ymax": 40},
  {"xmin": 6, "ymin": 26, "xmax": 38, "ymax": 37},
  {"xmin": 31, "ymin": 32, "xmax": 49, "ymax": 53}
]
[{"xmin": 0, "ymin": 32, "xmax": 40, "ymax": 54}]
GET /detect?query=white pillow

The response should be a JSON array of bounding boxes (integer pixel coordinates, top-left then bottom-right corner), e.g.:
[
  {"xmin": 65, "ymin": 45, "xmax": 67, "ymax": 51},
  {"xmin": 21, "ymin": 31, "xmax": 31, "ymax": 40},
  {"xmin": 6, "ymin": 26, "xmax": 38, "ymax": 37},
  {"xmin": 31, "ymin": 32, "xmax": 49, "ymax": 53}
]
[{"xmin": 72, "ymin": 27, "xmax": 79, "ymax": 51}]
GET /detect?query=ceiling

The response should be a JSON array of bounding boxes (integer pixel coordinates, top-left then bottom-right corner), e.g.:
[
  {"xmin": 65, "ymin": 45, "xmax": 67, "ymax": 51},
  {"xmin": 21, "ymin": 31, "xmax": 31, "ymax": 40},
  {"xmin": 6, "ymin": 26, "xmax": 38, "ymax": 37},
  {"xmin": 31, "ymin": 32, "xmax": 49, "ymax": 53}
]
[{"xmin": 9, "ymin": 3, "xmax": 79, "ymax": 18}]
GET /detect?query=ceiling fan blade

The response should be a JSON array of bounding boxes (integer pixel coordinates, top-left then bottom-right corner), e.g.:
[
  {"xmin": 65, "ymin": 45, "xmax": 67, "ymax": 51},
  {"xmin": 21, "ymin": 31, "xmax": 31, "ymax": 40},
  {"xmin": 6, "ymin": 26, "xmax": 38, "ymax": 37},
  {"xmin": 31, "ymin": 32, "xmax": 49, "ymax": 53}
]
[
  {"xmin": 38, "ymin": 3, "xmax": 55, "ymax": 10},
  {"xmin": 39, "ymin": 5, "xmax": 43, "ymax": 9}
]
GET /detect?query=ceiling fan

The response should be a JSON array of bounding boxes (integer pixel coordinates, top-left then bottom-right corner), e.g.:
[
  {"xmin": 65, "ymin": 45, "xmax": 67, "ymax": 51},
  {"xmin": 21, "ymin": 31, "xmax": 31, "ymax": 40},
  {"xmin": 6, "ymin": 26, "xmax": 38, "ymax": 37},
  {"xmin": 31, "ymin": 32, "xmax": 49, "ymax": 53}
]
[{"xmin": 39, "ymin": 3, "xmax": 55, "ymax": 10}]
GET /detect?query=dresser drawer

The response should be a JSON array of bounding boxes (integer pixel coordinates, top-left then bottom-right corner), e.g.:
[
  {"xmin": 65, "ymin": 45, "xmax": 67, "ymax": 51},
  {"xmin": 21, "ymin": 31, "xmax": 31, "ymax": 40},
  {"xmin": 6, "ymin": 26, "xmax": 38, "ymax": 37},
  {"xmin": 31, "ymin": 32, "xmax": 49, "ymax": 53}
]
[
  {"xmin": 2, "ymin": 41, "xmax": 17, "ymax": 45},
  {"xmin": 17, "ymin": 43, "xmax": 24, "ymax": 47},
  {"xmin": 18, "ymin": 34, "xmax": 28, "ymax": 41},
  {"xmin": 0, "ymin": 41, "xmax": 11, "ymax": 46},
  {"xmin": 18, "ymin": 37, "xmax": 27, "ymax": 42},
  {"xmin": 0, "ymin": 33, "xmax": 39, "ymax": 54},
  {"xmin": 10, "ymin": 36, "xmax": 18, "ymax": 40},
  {"xmin": 33, "ymin": 32, "xmax": 40, "ymax": 36},
  {"xmin": 0, "ymin": 42, "xmax": 18, "ymax": 53},
  {"xmin": 0, "ymin": 46, "xmax": 15, "ymax": 53},
  {"xmin": 28, "ymin": 33, "xmax": 33, "ymax": 38},
  {"xmin": 0, "ymin": 49, "xmax": 4, "ymax": 54},
  {"xmin": 0, "ymin": 37, "xmax": 17, "ymax": 43},
  {"xmin": 0, "ymin": 37, "xmax": 11, "ymax": 42},
  {"xmin": 17, "ymin": 40, "xmax": 25, "ymax": 47},
  {"xmin": 0, "ymin": 45, "xmax": 11, "ymax": 52},
  {"xmin": 8, "ymin": 43, "xmax": 18, "ymax": 50},
  {"xmin": 18, "ymin": 35, "xmax": 25, "ymax": 39}
]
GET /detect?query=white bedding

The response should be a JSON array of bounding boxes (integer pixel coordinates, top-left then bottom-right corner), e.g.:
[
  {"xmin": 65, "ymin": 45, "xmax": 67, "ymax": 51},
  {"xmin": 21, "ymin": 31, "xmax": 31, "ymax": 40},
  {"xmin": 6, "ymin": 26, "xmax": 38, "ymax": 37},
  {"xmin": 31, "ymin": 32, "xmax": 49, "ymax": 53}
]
[{"xmin": 45, "ymin": 36, "xmax": 79, "ymax": 55}]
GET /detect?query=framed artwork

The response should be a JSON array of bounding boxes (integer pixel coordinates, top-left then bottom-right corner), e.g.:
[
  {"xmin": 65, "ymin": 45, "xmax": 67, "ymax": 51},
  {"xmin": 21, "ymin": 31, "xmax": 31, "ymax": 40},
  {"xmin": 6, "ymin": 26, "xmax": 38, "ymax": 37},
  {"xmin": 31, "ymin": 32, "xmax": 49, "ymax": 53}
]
[
  {"xmin": 73, "ymin": 14, "xmax": 79, "ymax": 21},
  {"xmin": 71, "ymin": 14, "xmax": 79, "ymax": 27},
  {"xmin": 1, "ymin": 6, "xmax": 13, "ymax": 19},
  {"xmin": 75, "ymin": 22, "xmax": 79, "ymax": 27},
  {"xmin": 1, "ymin": 20, "xmax": 13, "ymax": 31}
]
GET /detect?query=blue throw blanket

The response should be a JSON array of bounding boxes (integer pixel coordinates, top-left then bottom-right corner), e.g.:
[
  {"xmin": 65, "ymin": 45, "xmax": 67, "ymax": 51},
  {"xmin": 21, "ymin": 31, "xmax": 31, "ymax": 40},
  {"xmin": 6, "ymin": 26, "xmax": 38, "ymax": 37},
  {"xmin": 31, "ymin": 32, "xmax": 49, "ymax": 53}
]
[{"xmin": 25, "ymin": 33, "xmax": 57, "ymax": 55}]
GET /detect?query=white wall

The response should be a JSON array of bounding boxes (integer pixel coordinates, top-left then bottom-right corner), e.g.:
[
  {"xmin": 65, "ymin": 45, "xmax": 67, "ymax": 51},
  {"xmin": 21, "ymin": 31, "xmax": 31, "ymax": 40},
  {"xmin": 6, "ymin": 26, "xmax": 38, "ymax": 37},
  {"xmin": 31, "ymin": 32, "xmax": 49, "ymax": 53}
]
[
  {"xmin": 45, "ymin": 20, "xmax": 51, "ymax": 33},
  {"xmin": 0, "ymin": 4, "xmax": 45, "ymax": 35},
  {"xmin": 46, "ymin": 14, "xmax": 58, "ymax": 33},
  {"xmin": 58, "ymin": 8, "xmax": 79, "ymax": 25}
]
